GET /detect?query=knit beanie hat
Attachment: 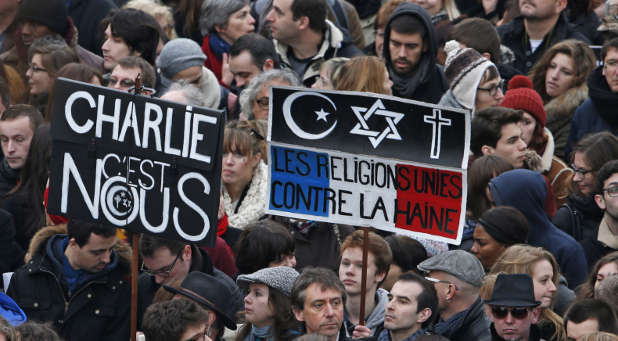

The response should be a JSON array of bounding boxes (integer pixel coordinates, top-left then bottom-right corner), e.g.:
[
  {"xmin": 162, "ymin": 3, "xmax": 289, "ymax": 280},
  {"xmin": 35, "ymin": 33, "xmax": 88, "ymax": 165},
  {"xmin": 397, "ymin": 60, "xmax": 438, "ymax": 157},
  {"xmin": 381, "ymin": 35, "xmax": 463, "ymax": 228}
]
[
  {"xmin": 499, "ymin": 75, "xmax": 546, "ymax": 128},
  {"xmin": 16, "ymin": 0, "xmax": 70, "ymax": 36},
  {"xmin": 236, "ymin": 266, "xmax": 299, "ymax": 297},
  {"xmin": 443, "ymin": 40, "xmax": 496, "ymax": 110},
  {"xmin": 157, "ymin": 38, "xmax": 207, "ymax": 79}
]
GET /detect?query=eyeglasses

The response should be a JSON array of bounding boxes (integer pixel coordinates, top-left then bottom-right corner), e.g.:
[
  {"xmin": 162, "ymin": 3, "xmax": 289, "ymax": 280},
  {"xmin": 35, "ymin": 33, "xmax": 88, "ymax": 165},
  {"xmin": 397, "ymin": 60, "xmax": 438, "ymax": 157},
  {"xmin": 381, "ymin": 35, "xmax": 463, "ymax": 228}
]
[
  {"xmin": 255, "ymin": 96, "xmax": 269, "ymax": 108},
  {"xmin": 28, "ymin": 64, "xmax": 47, "ymax": 73},
  {"xmin": 602, "ymin": 185, "xmax": 618, "ymax": 197},
  {"xmin": 424, "ymin": 276, "xmax": 458, "ymax": 289},
  {"xmin": 141, "ymin": 249, "xmax": 183, "ymax": 277},
  {"xmin": 108, "ymin": 77, "xmax": 136, "ymax": 89},
  {"xmin": 477, "ymin": 79, "xmax": 505, "ymax": 97},
  {"xmin": 490, "ymin": 306, "xmax": 530, "ymax": 319},
  {"xmin": 570, "ymin": 164, "xmax": 594, "ymax": 177}
]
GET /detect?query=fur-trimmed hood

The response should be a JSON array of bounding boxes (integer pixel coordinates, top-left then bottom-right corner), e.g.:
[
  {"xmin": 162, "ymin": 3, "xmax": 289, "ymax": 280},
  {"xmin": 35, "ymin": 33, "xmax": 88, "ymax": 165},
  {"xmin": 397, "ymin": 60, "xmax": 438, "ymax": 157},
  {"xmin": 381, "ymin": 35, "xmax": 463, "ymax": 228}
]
[
  {"xmin": 545, "ymin": 83, "xmax": 588, "ymax": 120},
  {"xmin": 25, "ymin": 224, "xmax": 132, "ymax": 270}
]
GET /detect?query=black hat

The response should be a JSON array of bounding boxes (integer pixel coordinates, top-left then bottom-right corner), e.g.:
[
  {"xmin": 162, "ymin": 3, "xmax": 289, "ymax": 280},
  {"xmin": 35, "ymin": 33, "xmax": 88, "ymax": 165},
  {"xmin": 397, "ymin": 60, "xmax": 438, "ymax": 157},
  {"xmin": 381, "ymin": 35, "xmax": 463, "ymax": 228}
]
[
  {"xmin": 485, "ymin": 274, "xmax": 541, "ymax": 307},
  {"xmin": 163, "ymin": 271, "xmax": 237, "ymax": 330},
  {"xmin": 16, "ymin": 0, "xmax": 70, "ymax": 36}
]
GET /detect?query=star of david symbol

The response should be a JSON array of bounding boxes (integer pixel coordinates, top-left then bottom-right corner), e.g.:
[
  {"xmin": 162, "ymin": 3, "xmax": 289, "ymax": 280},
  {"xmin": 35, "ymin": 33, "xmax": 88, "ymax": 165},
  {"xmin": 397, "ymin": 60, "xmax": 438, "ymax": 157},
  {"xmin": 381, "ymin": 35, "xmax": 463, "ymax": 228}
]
[{"xmin": 349, "ymin": 99, "xmax": 404, "ymax": 148}]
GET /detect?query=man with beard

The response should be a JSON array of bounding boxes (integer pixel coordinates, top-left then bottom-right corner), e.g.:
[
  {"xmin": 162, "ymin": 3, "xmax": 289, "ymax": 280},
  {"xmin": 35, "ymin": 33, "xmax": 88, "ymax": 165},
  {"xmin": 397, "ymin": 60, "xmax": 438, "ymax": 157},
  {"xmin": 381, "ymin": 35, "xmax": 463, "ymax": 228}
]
[
  {"xmin": 382, "ymin": 2, "xmax": 447, "ymax": 103},
  {"xmin": 157, "ymin": 38, "xmax": 236, "ymax": 113},
  {"xmin": 497, "ymin": 0, "xmax": 588, "ymax": 74},
  {"xmin": 567, "ymin": 38, "xmax": 618, "ymax": 159}
]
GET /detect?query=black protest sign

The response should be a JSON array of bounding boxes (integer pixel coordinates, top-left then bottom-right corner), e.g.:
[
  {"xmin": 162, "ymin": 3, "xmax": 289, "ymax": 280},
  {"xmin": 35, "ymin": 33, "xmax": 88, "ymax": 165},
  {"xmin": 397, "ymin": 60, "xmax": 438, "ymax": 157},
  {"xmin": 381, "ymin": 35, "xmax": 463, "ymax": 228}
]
[
  {"xmin": 47, "ymin": 78, "xmax": 223, "ymax": 246},
  {"xmin": 269, "ymin": 87, "xmax": 469, "ymax": 169}
]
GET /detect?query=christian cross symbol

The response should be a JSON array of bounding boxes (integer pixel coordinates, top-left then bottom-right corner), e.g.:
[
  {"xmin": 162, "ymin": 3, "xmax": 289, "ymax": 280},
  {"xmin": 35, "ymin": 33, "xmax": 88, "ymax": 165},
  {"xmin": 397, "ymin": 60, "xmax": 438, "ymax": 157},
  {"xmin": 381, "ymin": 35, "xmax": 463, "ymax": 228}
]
[{"xmin": 423, "ymin": 109, "xmax": 451, "ymax": 159}]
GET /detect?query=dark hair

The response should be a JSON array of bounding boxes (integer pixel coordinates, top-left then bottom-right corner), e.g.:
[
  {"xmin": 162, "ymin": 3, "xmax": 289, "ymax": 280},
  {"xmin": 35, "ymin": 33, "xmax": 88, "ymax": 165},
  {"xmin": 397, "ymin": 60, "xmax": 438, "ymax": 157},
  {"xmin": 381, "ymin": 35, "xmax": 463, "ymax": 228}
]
[
  {"xmin": 57, "ymin": 62, "xmax": 103, "ymax": 84},
  {"xmin": 396, "ymin": 272, "xmax": 438, "ymax": 328},
  {"xmin": 564, "ymin": 299, "xmax": 618, "ymax": 334},
  {"xmin": 341, "ymin": 230, "xmax": 392, "ymax": 276},
  {"xmin": 291, "ymin": 267, "xmax": 346, "ymax": 311},
  {"xmin": 384, "ymin": 235, "xmax": 427, "ymax": 273},
  {"xmin": 596, "ymin": 160, "xmax": 618, "ymax": 195},
  {"xmin": 291, "ymin": 0, "xmax": 327, "ymax": 33},
  {"xmin": 234, "ymin": 219, "xmax": 295, "ymax": 275},
  {"xmin": 67, "ymin": 219, "xmax": 116, "ymax": 247},
  {"xmin": 389, "ymin": 14, "xmax": 426, "ymax": 37},
  {"xmin": 139, "ymin": 233, "xmax": 186, "ymax": 258},
  {"xmin": 449, "ymin": 18, "xmax": 500, "ymax": 64},
  {"xmin": 602, "ymin": 37, "xmax": 618, "ymax": 62},
  {"xmin": 236, "ymin": 286, "xmax": 300, "ymax": 341},
  {"xmin": 143, "ymin": 299, "xmax": 210, "ymax": 341},
  {"xmin": 576, "ymin": 252, "xmax": 618, "ymax": 300},
  {"xmin": 115, "ymin": 56, "xmax": 156, "ymax": 89},
  {"xmin": 571, "ymin": 132, "xmax": 618, "ymax": 173},
  {"xmin": 101, "ymin": 8, "xmax": 160, "ymax": 65},
  {"xmin": 478, "ymin": 206, "xmax": 529, "ymax": 245},
  {"xmin": 0, "ymin": 104, "xmax": 44, "ymax": 131},
  {"xmin": 467, "ymin": 155, "xmax": 514, "ymax": 219},
  {"xmin": 471, "ymin": 107, "xmax": 523, "ymax": 157},
  {"xmin": 230, "ymin": 33, "xmax": 280, "ymax": 69},
  {"xmin": 15, "ymin": 322, "xmax": 62, "ymax": 341},
  {"xmin": 5, "ymin": 123, "xmax": 52, "ymax": 243}
]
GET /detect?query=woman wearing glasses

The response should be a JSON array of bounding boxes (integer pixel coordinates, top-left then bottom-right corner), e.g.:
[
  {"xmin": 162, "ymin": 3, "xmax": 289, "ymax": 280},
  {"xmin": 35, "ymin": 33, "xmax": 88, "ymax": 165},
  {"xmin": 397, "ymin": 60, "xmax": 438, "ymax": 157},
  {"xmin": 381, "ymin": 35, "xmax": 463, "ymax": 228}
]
[
  {"xmin": 26, "ymin": 36, "xmax": 79, "ymax": 116},
  {"xmin": 499, "ymin": 75, "xmax": 574, "ymax": 208},
  {"xmin": 528, "ymin": 40, "xmax": 596, "ymax": 160},
  {"xmin": 553, "ymin": 133, "xmax": 618, "ymax": 248},
  {"xmin": 239, "ymin": 69, "xmax": 300, "ymax": 120},
  {"xmin": 489, "ymin": 245, "xmax": 568, "ymax": 341},
  {"xmin": 439, "ymin": 40, "xmax": 503, "ymax": 115},
  {"xmin": 222, "ymin": 120, "xmax": 268, "ymax": 229}
]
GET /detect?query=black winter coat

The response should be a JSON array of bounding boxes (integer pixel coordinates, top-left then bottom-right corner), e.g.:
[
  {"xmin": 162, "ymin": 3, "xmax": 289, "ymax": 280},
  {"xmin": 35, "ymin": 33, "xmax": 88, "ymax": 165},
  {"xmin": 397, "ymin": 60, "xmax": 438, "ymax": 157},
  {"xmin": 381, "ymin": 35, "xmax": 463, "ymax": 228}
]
[{"xmin": 7, "ymin": 227, "xmax": 131, "ymax": 341}]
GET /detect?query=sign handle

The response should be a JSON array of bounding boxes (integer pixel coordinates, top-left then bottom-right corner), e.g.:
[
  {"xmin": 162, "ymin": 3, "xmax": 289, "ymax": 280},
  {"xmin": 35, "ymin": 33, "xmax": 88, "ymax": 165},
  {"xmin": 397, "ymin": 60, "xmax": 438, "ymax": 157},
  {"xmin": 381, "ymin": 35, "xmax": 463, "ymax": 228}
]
[
  {"xmin": 359, "ymin": 228, "xmax": 369, "ymax": 326},
  {"xmin": 131, "ymin": 232, "xmax": 139, "ymax": 341}
]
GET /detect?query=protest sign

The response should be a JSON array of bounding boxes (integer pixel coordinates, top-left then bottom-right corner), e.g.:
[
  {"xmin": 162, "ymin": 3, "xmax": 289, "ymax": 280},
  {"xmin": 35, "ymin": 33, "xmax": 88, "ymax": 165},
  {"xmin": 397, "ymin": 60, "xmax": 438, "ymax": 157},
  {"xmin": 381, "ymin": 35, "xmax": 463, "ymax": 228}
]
[
  {"xmin": 267, "ymin": 87, "xmax": 470, "ymax": 245},
  {"xmin": 47, "ymin": 78, "xmax": 224, "ymax": 246}
]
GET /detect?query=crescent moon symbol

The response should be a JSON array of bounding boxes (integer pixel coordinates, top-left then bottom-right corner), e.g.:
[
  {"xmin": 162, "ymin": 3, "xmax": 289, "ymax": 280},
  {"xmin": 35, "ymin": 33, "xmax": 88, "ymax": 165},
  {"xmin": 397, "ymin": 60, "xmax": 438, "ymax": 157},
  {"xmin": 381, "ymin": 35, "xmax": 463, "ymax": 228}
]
[{"xmin": 282, "ymin": 91, "xmax": 337, "ymax": 140}]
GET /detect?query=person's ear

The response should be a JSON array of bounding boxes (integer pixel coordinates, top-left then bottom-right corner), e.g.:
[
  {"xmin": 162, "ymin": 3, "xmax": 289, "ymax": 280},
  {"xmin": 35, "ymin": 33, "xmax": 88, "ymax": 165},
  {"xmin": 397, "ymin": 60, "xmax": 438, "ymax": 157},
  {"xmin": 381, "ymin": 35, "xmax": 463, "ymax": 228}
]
[
  {"xmin": 482, "ymin": 52, "xmax": 492, "ymax": 61},
  {"xmin": 481, "ymin": 145, "xmax": 494, "ymax": 156},
  {"xmin": 297, "ymin": 16, "xmax": 309, "ymax": 30},
  {"xmin": 375, "ymin": 270, "xmax": 387, "ymax": 284},
  {"xmin": 293, "ymin": 308, "xmax": 305, "ymax": 322},
  {"xmin": 417, "ymin": 307, "xmax": 432, "ymax": 324},
  {"xmin": 530, "ymin": 307, "xmax": 541, "ymax": 324},
  {"xmin": 555, "ymin": 0, "xmax": 567, "ymax": 12},
  {"xmin": 182, "ymin": 244, "xmax": 192, "ymax": 261},
  {"xmin": 68, "ymin": 237, "xmax": 78, "ymax": 248},
  {"xmin": 595, "ymin": 193, "xmax": 607, "ymax": 210},
  {"xmin": 262, "ymin": 59, "xmax": 274, "ymax": 71}
]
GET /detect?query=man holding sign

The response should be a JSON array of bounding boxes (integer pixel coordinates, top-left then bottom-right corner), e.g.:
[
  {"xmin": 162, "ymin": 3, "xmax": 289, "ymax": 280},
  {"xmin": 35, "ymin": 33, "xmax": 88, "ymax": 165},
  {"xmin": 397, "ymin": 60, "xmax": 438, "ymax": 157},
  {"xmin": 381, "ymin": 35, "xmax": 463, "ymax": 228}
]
[{"xmin": 7, "ymin": 220, "xmax": 131, "ymax": 341}]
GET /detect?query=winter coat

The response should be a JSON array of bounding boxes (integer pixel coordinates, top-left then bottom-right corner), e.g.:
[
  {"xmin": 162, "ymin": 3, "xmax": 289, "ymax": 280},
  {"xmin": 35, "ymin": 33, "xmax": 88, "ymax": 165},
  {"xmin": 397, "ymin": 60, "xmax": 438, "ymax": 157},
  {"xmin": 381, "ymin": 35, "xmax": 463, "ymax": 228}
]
[
  {"xmin": 538, "ymin": 129, "xmax": 574, "ymax": 207},
  {"xmin": 0, "ymin": 208, "xmax": 24, "ymax": 276},
  {"xmin": 7, "ymin": 225, "xmax": 132, "ymax": 341},
  {"xmin": 432, "ymin": 297, "xmax": 491, "ymax": 341},
  {"xmin": 545, "ymin": 83, "xmax": 588, "ymax": 160},
  {"xmin": 489, "ymin": 169, "xmax": 588, "ymax": 288},
  {"xmin": 383, "ymin": 3, "xmax": 448, "ymax": 103},
  {"xmin": 0, "ymin": 158, "xmax": 18, "ymax": 196},
  {"xmin": 566, "ymin": 66, "xmax": 618, "ymax": 160},
  {"xmin": 343, "ymin": 288, "xmax": 389, "ymax": 337},
  {"xmin": 553, "ymin": 194, "xmax": 603, "ymax": 242},
  {"xmin": 68, "ymin": 0, "xmax": 117, "ymax": 55},
  {"xmin": 579, "ymin": 214, "xmax": 618, "ymax": 267},
  {"xmin": 497, "ymin": 14, "xmax": 589, "ymax": 74},
  {"xmin": 274, "ymin": 20, "xmax": 363, "ymax": 87}
]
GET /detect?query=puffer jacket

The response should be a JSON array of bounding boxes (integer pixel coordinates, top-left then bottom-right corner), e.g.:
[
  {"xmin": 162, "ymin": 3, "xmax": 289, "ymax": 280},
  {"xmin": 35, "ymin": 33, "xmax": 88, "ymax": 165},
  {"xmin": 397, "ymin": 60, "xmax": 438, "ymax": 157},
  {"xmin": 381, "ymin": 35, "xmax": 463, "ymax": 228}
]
[{"xmin": 7, "ymin": 225, "xmax": 131, "ymax": 341}]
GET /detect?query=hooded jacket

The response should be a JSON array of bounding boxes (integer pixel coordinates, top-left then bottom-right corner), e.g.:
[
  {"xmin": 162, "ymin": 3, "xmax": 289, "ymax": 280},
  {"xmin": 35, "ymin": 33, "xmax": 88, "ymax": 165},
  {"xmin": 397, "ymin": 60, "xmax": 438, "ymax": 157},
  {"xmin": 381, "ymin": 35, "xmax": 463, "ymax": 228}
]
[
  {"xmin": 274, "ymin": 20, "xmax": 363, "ymax": 87},
  {"xmin": 565, "ymin": 66, "xmax": 618, "ymax": 159},
  {"xmin": 383, "ymin": 3, "xmax": 447, "ymax": 103},
  {"xmin": 489, "ymin": 169, "xmax": 588, "ymax": 289},
  {"xmin": 545, "ymin": 83, "xmax": 588, "ymax": 160},
  {"xmin": 343, "ymin": 288, "xmax": 389, "ymax": 337},
  {"xmin": 7, "ymin": 225, "xmax": 131, "ymax": 341}
]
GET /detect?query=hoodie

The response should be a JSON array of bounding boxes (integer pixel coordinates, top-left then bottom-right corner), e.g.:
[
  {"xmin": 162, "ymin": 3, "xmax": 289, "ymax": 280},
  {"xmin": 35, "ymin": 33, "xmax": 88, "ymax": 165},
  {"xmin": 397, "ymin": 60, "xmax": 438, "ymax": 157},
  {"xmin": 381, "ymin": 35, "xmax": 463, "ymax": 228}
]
[
  {"xmin": 383, "ymin": 3, "xmax": 447, "ymax": 103},
  {"xmin": 489, "ymin": 169, "xmax": 588, "ymax": 289},
  {"xmin": 344, "ymin": 288, "xmax": 389, "ymax": 337}
]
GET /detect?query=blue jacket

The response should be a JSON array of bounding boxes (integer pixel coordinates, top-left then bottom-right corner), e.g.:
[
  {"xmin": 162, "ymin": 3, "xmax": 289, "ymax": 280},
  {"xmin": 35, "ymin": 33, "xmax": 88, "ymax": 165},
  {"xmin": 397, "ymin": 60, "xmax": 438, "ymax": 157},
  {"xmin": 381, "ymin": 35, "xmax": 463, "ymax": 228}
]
[
  {"xmin": 0, "ymin": 292, "xmax": 26, "ymax": 326},
  {"xmin": 489, "ymin": 169, "xmax": 588, "ymax": 288}
]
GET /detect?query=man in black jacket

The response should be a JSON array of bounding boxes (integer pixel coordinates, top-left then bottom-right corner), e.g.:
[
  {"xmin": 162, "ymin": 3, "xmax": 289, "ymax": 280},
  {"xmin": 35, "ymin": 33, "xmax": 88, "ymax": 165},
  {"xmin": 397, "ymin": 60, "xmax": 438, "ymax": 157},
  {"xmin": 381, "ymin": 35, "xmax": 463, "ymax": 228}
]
[
  {"xmin": 7, "ymin": 220, "xmax": 131, "ymax": 341},
  {"xmin": 383, "ymin": 3, "xmax": 447, "ymax": 103},
  {"xmin": 497, "ymin": 0, "xmax": 589, "ymax": 74}
]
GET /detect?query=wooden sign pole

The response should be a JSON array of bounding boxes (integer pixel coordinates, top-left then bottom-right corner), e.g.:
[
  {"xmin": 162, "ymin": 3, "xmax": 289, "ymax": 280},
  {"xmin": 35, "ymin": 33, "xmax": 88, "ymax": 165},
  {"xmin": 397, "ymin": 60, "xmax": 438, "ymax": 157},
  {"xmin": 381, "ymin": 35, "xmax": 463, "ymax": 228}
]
[
  {"xmin": 130, "ymin": 233, "xmax": 139, "ymax": 341},
  {"xmin": 359, "ymin": 228, "xmax": 369, "ymax": 326}
]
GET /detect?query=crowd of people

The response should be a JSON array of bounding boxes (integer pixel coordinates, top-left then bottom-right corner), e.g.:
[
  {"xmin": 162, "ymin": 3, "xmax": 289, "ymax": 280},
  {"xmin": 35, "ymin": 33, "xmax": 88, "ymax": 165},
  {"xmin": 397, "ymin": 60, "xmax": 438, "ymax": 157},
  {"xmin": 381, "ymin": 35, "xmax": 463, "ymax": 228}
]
[{"xmin": 0, "ymin": 0, "xmax": 615, "ymax": 340}]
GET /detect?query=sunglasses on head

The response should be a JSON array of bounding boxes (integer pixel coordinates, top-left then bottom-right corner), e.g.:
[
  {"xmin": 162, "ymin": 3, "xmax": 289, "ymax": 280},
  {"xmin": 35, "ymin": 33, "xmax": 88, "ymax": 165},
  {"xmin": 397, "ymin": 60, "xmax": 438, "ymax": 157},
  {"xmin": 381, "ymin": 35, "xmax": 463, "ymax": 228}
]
[{"xmin": 491, "ymin": 306, "xmax": 530, "ymax": 319}]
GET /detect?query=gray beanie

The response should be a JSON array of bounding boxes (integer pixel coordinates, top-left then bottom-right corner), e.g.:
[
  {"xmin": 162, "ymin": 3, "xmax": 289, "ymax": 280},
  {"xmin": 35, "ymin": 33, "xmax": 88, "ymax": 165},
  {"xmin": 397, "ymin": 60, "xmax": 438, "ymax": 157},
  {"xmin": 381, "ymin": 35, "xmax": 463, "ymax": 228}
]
[
  {"xmin": 236, "ymin": 266, "xmax": 299, "ymax": 297},
  {"xmin": 157, "ymin": 38, "xmax": 206, "ymax": 79}
]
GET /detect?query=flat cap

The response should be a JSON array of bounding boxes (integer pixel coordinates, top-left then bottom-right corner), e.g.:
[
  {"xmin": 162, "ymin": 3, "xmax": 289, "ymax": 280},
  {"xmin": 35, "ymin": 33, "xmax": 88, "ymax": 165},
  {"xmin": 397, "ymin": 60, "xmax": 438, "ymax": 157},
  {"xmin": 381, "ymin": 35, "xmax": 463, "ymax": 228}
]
[{"xmin": 417, "ymin": 250, "xmax": 484, "ymax": 287}]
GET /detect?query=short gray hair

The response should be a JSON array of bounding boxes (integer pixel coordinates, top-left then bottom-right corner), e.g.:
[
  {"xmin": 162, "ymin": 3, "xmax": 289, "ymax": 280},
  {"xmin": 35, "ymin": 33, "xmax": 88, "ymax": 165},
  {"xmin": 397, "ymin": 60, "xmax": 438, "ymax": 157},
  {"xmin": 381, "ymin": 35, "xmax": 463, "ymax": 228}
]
[
  {"xmin": 291, "ymin": 267, "xmax": 346, "ymax": 312},
  {"xmin": 164, "ymin": 81, "xmax": 210, "ymax": 107},
  {"xmin": 200, "ymin": 0, "xmax": 248, "ymax": 36},
  {"xmin": 239, "ymin": 69, "xmax": 301, "ymax": 119}
]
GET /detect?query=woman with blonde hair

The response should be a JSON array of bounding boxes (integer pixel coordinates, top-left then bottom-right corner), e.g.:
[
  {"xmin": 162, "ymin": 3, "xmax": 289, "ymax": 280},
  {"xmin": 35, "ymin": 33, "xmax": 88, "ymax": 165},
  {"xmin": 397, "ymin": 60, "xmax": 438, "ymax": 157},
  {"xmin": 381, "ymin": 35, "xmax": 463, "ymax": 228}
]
[
  {"xmin": 222, "ymin": 120, "xmax": 268, "ymax": 229},
  {"xmin": 528, "ymin": 40, "xmax": 596, "ymax": 158},
  {"xmin": 490, "ymin": 244, "xmax": 569, "ymax": 341},
  {"xmin": 333, "ymin": 56, "xmax": 393, "ymax": 95}
]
